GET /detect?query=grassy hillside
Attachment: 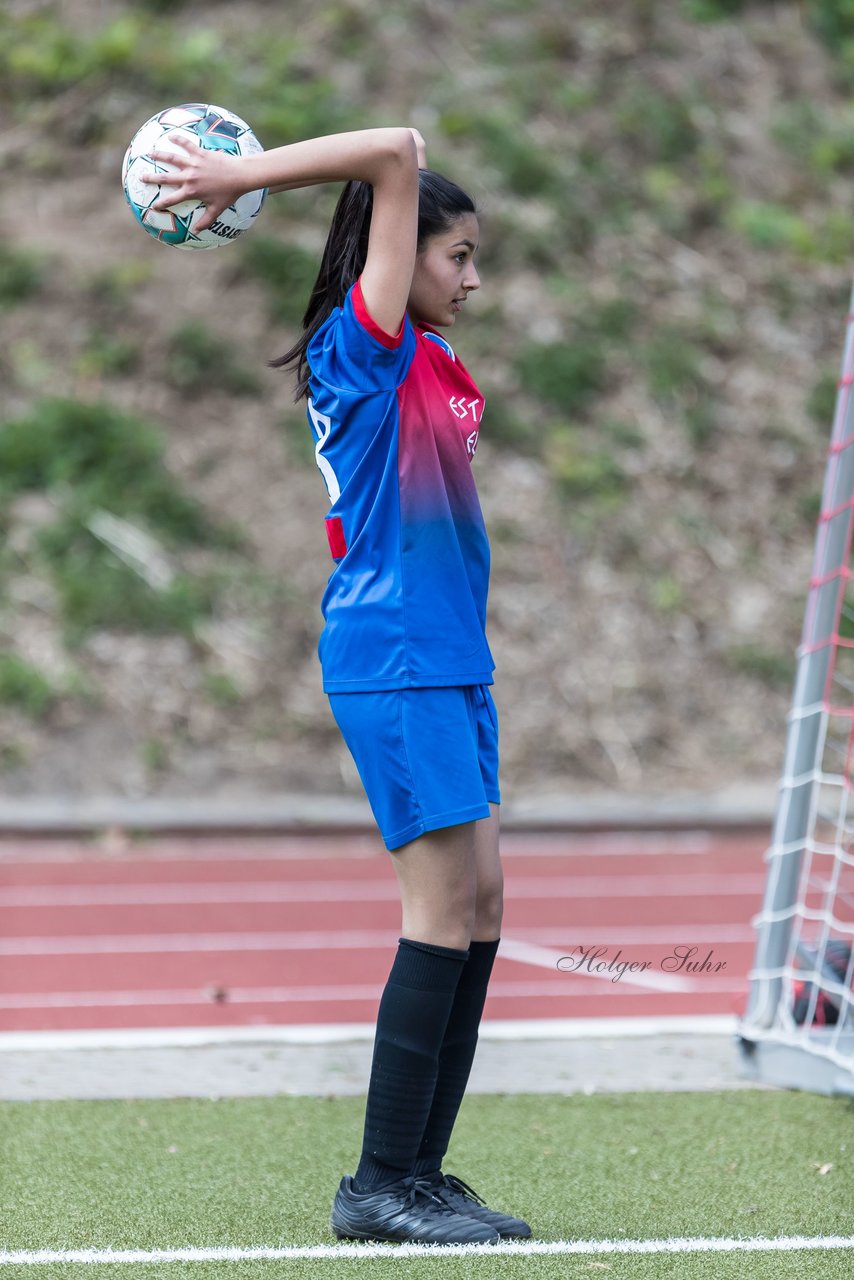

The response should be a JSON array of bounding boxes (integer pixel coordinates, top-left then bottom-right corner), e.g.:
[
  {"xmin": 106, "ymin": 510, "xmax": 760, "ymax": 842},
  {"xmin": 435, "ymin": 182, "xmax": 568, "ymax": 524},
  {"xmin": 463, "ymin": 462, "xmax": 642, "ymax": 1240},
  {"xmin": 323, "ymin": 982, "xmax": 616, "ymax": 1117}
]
[{"xmin": 1, "ymin": 0, "xmax": 853, "ymax": 802}]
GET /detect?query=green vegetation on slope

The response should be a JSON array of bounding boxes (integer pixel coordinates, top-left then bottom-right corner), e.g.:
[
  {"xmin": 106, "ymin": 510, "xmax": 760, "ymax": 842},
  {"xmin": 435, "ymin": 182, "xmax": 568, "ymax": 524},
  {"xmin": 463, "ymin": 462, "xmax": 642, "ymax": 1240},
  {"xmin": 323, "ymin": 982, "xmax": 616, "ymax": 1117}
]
[{"xmin": 0, "ymin": 0, "xmax": 852, "ymax": 789}]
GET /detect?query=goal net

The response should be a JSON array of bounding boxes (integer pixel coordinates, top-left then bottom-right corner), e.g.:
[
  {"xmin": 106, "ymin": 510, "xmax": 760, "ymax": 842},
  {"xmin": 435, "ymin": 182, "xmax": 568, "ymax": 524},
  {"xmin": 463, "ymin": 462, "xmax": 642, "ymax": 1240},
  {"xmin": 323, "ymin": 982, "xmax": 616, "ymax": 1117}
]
[{"xmin": 739, "ymin": 291, "xmax": 854, "ymax": 1096}]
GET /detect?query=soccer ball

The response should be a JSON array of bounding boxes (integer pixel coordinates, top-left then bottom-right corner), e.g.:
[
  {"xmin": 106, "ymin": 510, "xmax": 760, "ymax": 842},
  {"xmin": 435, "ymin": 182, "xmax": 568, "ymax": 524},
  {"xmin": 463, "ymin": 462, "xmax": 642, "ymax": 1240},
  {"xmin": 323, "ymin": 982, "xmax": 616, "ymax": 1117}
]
[{"xmin": 122, "ymin": 103, "xmax": 267, "ymax": 250}]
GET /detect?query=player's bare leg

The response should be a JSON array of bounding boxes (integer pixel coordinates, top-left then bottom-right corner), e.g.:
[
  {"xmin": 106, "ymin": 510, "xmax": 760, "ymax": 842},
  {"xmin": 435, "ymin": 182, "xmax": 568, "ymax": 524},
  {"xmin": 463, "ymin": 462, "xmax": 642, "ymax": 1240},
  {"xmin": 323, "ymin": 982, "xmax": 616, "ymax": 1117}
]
[
  {"xmin": 389, "ymin": 821, "xmax": 479, "ymax": 951},
  {"xmin": 472, "ymin": 803, "xmax": 503, "ymax": 941},
  {"xmin": 387, "ymin": 806, "xmax": 503, "ymax": 948},
  {"xmin": 393, "ymin": 805, "xmax": 528, "ymax": 1238}
]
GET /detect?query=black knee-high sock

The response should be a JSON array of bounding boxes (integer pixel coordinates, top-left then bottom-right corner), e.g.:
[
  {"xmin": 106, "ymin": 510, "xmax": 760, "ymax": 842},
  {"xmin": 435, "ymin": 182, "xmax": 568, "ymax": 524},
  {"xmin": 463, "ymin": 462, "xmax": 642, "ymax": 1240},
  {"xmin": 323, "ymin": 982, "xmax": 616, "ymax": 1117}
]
[
  {"xmin": 412, "ymin": 938, "xmax": 500, "ymax": 1178},
  {"xmin": 353, "ymin": 937, "xmax": 468, "ymax": 1191}
]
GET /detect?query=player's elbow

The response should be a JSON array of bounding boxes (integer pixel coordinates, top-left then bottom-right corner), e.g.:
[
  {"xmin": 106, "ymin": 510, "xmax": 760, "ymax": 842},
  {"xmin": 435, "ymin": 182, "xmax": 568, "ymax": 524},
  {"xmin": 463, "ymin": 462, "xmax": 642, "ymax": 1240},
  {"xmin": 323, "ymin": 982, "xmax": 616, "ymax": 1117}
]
[
  {"xmin": 372, "ymin": 128, "xmax": 419, "ymax": 181},
  {"xmin": 388, "ymin": 127, "xmax": 419, "ymax": 164}
]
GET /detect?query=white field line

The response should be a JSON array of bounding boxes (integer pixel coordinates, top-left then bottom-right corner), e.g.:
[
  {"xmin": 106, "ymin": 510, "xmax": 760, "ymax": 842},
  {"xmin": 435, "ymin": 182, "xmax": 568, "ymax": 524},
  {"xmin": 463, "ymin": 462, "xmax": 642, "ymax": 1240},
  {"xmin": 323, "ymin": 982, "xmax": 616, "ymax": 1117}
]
[
  {"xmin": 0, "ymin": 977, "xmax": 745, "ymax": 1011},
  {"xmin": 0, "ymin": 873, "xmax": 765, "ymax": 908},
  {"xmin": 0, "ymin": 1013, "xmax": 739, "ymax": 1051},
  {"xmin": 1, "ymin": 1237, "xmax": 853, "ymax": 1264},
  {"xmin": 0, "ymin": 924, "xmax": 756, "ymax": 957}
]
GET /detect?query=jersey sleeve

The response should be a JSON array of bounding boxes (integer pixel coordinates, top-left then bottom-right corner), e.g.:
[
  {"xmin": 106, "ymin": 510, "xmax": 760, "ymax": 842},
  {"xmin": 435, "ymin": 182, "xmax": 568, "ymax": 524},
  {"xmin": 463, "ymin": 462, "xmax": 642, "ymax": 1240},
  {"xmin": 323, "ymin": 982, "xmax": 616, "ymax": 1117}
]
[{"xmin": 307, "ymin": 278, "xmax": 416, "ymax": 395}]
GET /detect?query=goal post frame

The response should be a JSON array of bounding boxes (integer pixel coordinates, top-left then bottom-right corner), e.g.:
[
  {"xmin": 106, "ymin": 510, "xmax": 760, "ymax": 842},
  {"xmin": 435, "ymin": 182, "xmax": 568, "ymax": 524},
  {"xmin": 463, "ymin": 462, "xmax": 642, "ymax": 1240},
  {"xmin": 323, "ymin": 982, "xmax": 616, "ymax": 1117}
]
[{"xmin": 738, "ymin": 285, "xmax": 854, "ymax": 1096}]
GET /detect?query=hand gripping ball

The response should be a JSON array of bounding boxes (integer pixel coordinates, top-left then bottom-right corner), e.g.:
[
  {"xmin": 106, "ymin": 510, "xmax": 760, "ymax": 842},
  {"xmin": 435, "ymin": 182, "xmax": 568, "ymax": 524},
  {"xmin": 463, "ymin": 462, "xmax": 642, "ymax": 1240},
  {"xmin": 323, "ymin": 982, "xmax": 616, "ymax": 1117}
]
[{"xmin": 122, "ymin": 103, "xmax": 267, "ymax": 250}]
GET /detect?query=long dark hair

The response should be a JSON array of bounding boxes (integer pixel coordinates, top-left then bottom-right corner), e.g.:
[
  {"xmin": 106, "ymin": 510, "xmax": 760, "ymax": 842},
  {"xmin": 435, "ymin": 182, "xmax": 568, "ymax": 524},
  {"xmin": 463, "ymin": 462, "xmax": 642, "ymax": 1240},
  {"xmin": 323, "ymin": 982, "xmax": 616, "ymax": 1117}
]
[{"xmin": 272, "ymin": 169, "xmax": 476, "ymax": 400}]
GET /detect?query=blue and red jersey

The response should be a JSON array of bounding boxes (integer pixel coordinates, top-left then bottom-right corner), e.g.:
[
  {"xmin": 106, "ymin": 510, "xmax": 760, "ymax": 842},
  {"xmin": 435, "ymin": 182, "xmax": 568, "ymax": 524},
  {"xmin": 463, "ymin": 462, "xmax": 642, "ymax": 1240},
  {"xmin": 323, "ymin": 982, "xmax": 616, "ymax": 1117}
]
[{"xmin": 305, "ymin": 278, "xmax": 494, "ymax": 692}]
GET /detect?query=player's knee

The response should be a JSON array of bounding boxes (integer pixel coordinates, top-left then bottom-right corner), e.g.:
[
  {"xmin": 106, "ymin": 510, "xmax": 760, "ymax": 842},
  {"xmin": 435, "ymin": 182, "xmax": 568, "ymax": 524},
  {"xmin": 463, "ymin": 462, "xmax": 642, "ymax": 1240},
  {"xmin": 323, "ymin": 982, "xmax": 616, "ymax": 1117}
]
[
  {"xmin": 474, "ymin": 877, "xmax": 504, "ymax": 936},
  {"xmin": 404, "ymin": 878, "xmax": 476, "ymax": 950},
  {"xmin": 446, "ymin": 881, "xmax": 478, "ymax": 940}
]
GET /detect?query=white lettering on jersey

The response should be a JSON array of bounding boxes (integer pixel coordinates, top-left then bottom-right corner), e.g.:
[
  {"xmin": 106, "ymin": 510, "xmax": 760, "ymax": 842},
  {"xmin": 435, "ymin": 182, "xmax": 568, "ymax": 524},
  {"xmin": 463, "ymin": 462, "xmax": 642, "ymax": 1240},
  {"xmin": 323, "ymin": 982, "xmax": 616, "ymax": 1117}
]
[
  {"xmin": 308, "ymin": 399, "xmax": 341, "ymax": 504},
  {"xmin": 449, "ymin": 396, "xmax": 481, "ymax": 422},
  {"xmin": 466, "ymin": 429, "xmax": 479, "ymax": 458}
]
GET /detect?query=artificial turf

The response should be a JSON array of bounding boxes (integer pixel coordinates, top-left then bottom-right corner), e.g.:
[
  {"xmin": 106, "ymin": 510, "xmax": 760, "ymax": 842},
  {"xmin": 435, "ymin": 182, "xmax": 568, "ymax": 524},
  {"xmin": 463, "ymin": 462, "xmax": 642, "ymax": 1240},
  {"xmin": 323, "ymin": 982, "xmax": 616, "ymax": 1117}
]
[{"xmin": 1, "ymin": 1090, "xmax": 852, "ymax": 1280}]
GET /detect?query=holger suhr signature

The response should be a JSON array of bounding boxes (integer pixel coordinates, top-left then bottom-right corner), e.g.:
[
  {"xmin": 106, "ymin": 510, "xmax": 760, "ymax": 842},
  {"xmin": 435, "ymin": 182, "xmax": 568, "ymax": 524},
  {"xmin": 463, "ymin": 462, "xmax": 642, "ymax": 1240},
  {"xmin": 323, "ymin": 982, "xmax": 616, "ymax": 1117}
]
[{"xmin": 557, "ymin": 945, "xmax": 727, "ymax": 983}]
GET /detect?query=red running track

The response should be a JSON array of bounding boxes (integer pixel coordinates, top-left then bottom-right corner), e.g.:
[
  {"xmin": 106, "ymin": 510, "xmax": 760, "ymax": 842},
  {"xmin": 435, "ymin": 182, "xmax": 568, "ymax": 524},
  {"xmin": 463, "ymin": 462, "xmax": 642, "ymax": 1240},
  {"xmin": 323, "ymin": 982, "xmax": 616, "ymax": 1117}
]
[{"xmin": 0, "ymin": 829, "xmax": 767, "ymax": 1033}]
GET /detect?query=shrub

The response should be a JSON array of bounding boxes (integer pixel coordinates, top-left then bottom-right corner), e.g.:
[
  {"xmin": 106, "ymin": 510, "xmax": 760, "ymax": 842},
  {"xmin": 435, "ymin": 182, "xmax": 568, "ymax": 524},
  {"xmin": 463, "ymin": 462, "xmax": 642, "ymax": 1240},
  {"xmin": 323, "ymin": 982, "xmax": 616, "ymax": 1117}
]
[
  {"xmin": 38, "ymin": 517, "xmax": 218, "ymax": 643},
  {"xmin": 165, "ymin": 324, "xmax": 262, "ymax": 397},
  {"xmin": 241, "ymin": 237, "xmax": 319, "ymax": 327},
  {"xmin": 76, "ymin": 331, "xmax": 140, "ymax": 379},
  {"xmin": 807, "ymin": 370, "xmax": 839, "ymax": 427},
  {"xmin": 726, "ymin": 201, "xmax": 815, "ymax": 255},
  {"xmin": 202, "ymin": 673, "xmax": 242, "ymax": 706},
  {"xmin": 809, "ymin": 0, "xmax": 854, "ymax": 47},
  {"xmin": 683, "ymin": 0, "xmax": 751, "ymax": 18},
  {"xmin": 546, "ymin": 428, "xmax": 627, "ymax": 504},
  {"xmin": 0, "ymin": 654, "xmax": 57, "ymax": 718},
  {"xmin": 515, "ymin": 341, "xmax": 607, "ymax": 417},
  {"xmin": 0, "ymin": 246, "xmax": 45, "ymax": 307},
  {"xmin": 725, "ymin": 643, "xmax": 795, "ymax": 688},
  {"xmin": 615, "ymin": 85, "xmax": 700, "ymax": 165},
  {"xmin": 0, "ymin": 399, "xmax": 225, "ymax": 546}
]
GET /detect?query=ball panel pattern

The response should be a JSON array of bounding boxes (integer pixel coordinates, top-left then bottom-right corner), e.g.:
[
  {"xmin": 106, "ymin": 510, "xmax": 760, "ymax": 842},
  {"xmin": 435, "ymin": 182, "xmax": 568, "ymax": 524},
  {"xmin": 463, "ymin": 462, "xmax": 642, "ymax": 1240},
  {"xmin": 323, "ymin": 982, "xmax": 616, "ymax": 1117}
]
[{"xmin": 122, "ymin": 104, "xmax": 266, "ymax": 250}]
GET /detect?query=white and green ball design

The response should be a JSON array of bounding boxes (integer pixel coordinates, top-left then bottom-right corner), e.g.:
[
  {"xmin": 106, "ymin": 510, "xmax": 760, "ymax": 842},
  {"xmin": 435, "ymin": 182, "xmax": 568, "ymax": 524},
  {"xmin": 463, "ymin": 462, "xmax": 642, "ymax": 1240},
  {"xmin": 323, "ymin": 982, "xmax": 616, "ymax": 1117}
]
[{"xmin": 122, "ymin": 104, "xmax": 267, "ymax": 250}]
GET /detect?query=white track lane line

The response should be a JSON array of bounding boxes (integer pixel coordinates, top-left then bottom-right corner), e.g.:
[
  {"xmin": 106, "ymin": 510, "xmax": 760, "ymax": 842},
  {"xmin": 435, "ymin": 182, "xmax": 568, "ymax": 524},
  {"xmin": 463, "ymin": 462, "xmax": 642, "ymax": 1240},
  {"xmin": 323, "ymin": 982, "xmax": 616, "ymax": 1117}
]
[
  {"xmin": 0, "ymin": 831, "xmax": 723, "ymax": 866},
  {"xmin": 499, "ymin": 937, "xmax": 695, "ymax": 991},
  {"xmin": 0, "ymin": 924, "xmax": 756, "ymax": 956},
  {"xmin": 0, "ymin": 873, "xmax": 766, "ymax": 908},
  {"xmin": 0, "ymin": 870, "xmax": 763, "ymax": 911},
  {"xmin": 0, "ymin": 928, "xmax": 397, "ymax": 956},
  {"xmin": 0, "ymin": 1014, "xmax": 740, "ymax": 1051},
  {"xmin": 1, "ymin": 1236, "xmax": 853, "ymax": 1263},
  {"xmin": 0, "ymin": 977, "xmax": 745, "ymax": 1011}
]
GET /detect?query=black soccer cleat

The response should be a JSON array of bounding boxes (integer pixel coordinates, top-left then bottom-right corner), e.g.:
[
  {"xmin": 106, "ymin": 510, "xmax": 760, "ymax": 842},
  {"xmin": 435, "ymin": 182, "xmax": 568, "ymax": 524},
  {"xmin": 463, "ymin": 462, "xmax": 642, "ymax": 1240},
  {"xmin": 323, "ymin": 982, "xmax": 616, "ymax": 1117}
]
[
  {"xmin": 427, "ymin": 1172, "xmax": 532, "ymax": 1239},
  {"xmin": 330, "ymin": 1173, "xmax": 500, "ymax": 1244}
]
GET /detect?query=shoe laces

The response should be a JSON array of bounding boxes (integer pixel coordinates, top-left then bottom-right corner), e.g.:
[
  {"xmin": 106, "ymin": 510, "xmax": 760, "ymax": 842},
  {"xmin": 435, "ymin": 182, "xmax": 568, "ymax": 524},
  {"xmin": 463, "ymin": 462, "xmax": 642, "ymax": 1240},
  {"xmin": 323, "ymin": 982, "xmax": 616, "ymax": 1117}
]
[
  {"xmin": 398, "ymin": 1175, "xmax": 459, "ymax": 1217},
  {"xmin": 438, "ymin": 1173, "xmax": 487, "ymax": 1206}
]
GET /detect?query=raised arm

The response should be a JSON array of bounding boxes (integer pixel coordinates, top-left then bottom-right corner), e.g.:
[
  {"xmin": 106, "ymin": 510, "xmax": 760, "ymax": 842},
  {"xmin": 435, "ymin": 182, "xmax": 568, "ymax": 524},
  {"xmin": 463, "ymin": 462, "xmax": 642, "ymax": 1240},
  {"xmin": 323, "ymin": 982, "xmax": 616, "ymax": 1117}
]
[
  {"xmin": 145, "ymin": 127, "xmax": 422, "ymax": 335},
  {"xmin": 266, "ymin": 129, "xmax": 427, "ymax": 194}
]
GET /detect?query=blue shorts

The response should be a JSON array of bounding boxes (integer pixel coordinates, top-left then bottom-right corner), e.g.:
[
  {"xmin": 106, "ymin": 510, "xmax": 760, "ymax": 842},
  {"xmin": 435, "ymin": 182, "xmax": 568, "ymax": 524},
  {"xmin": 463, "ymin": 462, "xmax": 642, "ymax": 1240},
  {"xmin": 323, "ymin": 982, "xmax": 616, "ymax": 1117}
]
[{"xmin": 328, "ymin": 685, "xmax": 500, "ymax": 851}]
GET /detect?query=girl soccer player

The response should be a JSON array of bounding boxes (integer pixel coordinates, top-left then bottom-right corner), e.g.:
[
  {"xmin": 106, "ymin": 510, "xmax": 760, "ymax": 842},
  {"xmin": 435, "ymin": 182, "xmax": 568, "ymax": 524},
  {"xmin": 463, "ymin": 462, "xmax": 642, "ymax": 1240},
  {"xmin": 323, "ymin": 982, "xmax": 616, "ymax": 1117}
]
[{"xmin": 145, "ymin": 127, "xmax": 529, "ymax": 1245}]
